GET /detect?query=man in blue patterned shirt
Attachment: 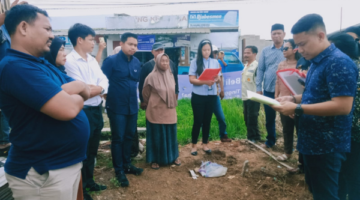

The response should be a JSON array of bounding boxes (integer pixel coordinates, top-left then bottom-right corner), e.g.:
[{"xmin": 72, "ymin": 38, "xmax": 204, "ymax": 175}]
[
  {"xmin": 272, "ymin": 14, "xmax": 358, "ymax": 200},
  {"xmin": 255, "ymin": 23, "xmax": 286, "ymax": 148}
]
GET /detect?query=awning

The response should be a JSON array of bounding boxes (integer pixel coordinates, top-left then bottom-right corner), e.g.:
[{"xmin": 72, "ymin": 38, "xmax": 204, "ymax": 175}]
[{"xmin": 53, "ymin": 28, "xmax": 211, "ymax": 36}]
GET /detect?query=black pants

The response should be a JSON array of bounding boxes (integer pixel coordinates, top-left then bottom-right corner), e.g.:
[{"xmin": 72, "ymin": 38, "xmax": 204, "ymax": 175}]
[
  {"xmin": 82, "ymin": 104, "xmax": 104, "ymax": 190},
  {"xmin": 243, "ymin": 100, "xmax": 260, "ymax": 141},
  {"xmin": 338, "ymin": 140, "xmax": 360, "ymax": 200},
  {"xmin": 294, "ymin": 116, "xmax": 304, "ymax": 172},
  {"xmin": 191, "ymin": 93, "xmax": 217, "ymax": 144},
  {"xmin": 303, "ymin": 152, "xmax": 346, "ymax": 200},
  {"xmin": 280, "ymin": 114, "xmax": 296, "ymax": 155}
]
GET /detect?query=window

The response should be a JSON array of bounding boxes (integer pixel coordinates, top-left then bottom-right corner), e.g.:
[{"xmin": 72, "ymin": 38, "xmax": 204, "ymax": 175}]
[{"xmin": 224, "ymin": 54, "xmax": 240, "ymax": 64}]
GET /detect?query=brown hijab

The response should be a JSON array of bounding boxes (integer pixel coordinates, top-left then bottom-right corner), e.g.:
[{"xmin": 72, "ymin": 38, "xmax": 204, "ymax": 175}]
[{"xmin": 144, "ymin": 53, "xmax": 177, "ymax": 108}]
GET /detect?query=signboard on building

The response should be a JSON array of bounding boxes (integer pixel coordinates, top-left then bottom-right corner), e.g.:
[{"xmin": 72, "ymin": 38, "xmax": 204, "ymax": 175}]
[
  {"xmin": 135, "ymin": 34, "xmax": 191, "ymax": 51},
  {"xmin": 106, "ymin": 15, "xmax": 188, "ymax": 30},
  {"xmin": 188, "ymin": 10, "xmax": 239, "ymax": 28},
  {"xmin": 178, "ymin": 71, "xmax": 243, "ymax": 100},
  {"xmin": 58, "ymin": 36, "xmax": 72, "ymax": 46},
  {"xmin": 138, "ymin": 35, "xmax": 156, "ymax": 51}
]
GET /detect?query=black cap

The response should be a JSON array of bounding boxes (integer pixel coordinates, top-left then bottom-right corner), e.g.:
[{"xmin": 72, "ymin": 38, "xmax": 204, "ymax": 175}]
[
  {"xmin": 271, "ymin": 23, "xmax": 284, "ymax": 32},
  {"xmin": 152, "ymin": 42, "xmax": 165, "ymax": 50}
]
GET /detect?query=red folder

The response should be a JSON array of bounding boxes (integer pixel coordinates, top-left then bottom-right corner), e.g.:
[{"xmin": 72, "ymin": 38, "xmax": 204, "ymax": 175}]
[
  {"xmin": 276, "ymin": 68, "xmax": 306, "ymax": 95},
  {"xmin": 198, "ymin": 68, "xmax": 222, "ymax": 81}
]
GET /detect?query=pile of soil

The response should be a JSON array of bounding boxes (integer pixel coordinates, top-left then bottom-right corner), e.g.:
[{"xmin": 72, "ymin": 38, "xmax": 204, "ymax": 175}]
[{"xmin": 92, "ymin": 140, "xmax": 312, "ymax": 200}]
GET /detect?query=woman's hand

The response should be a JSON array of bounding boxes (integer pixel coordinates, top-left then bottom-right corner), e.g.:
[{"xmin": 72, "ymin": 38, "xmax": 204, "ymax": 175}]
[{"xmin": 203, "ymin": 80, "xmax": 215, "ymax": 87}]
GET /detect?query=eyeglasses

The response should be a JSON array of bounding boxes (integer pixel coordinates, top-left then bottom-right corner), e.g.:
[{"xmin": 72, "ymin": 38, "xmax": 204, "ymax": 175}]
[{"xmin": 283, "ymin": 47, "xmax": 290, "ymax": 51}]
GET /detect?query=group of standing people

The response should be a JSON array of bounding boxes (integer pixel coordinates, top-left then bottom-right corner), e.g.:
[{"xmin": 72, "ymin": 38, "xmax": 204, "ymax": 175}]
[
  {"xmin": 241, "ymin": 14, "xmax": 360, "ymax": 200},
  {"xmin": 1, "ymin": 3, "xmax": 360, "ymax": 200}
]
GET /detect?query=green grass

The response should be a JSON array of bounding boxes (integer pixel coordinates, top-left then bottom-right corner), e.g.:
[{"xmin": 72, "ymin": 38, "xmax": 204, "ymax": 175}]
[{"xmin": 104, "ymin": 98, "xmax": 267, "ymax": 145}]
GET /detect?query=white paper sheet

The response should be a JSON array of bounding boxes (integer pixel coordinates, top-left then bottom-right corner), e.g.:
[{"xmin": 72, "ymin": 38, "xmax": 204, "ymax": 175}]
[{"xmin": 247, "ymin": 91, "xmax": 280, "ymax": 106}]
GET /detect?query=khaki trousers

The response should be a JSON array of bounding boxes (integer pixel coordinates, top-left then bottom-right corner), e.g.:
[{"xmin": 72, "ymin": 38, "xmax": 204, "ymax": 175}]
[{"xmin": 6, "ymin": 162, "xmax": 82, "ymax": 200}]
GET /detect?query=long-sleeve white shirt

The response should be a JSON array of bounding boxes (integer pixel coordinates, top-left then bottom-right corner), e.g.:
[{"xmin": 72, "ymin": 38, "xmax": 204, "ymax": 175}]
[{"xmin": 65, "ymin": 50, "xmax": 109, "ymax": 106}]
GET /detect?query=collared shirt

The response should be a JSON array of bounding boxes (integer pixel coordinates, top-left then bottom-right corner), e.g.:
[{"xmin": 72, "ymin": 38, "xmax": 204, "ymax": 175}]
[
  {"xmin": 65, "ymin": 50, "xmax": 109, "ymax": 107},
  {"xmin": 139, "ymin": 59, "xmax": 179, "ymax": 102},
  {"xmin": 189, "ymin": 58, "xmax": 221, "ymax": 96},
  {"xmin": 298, "ymin": 44, "xmax": 358, "ymax": 155},
  {"xmin": 102, "ymin": 50, "xmax": 141, "ymax": 115},
  {"xmin": 255, "ymin": 44, "xmax": 285, "ymax": 92},
  {"xmin": 242, "ymin": 60, "xmax": 258, "ymax": 100},
  {"xmin": 0, "ymin": 25, "xmax": 10, "ymax": 61},
  {"xmin": 0, "ymin": 49, "xmax": 90, "ymax": 179}
]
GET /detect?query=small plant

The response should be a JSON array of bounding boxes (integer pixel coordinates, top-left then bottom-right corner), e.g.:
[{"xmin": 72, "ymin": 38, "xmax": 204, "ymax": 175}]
[{"xmin": 110, "ymin": 177, "xmax": 120, "ymax": 187}]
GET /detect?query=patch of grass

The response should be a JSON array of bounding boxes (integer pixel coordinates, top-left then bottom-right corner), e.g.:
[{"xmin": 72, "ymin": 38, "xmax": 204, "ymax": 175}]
[
  {"xmin": 110, "ymin": 177, "xmax": 121, "ymax": 187},
  {"xmin": 96, "ymin": 153, "xmax": 113, "ymax": 169},
  {"xmin": 103, "ymin": 98, "xmax": 268, "ymax": 145}
]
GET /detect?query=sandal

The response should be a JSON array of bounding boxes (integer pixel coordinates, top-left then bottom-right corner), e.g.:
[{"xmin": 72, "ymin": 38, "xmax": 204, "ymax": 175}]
[
  {"xmin": 191, "ymin": 151, "xmax": 198, "ymax": 156},
  {"xmin": 277, "ymin": 154, "xmax": 289, "ymax": 161},
  {"xmin": 203, "ymin": 149, "xmax": 212, "ymax": 154},
  {"xmin": 174, "ymin": 159, "xmax": 181, "ymax": 166},
  {"xmin": 151, "ymin": 163, "xmax": 159, "ymax": 170}
]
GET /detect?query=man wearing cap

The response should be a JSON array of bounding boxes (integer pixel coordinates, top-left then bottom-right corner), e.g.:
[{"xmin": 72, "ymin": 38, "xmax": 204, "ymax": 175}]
[
  {"xmin": 255, "ymin": 23, "xmax": 286, "ymax": 148},
  {"xmin": 139, "ymin": 42, "xmax": 179, "ymax": 110}
]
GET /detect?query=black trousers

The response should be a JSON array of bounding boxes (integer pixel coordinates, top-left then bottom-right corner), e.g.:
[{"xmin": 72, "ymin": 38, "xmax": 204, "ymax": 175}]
[
  {"xmin": 191, "ymin": 93, "xmax": 217, "ymax": 144},
  {"xmin": 243, "ymin": 100, "xmax": 261, "ymax": 141},
  {"xmin": 82, "ymin": 104, "xmax": 104, "ymax": 190},
  {"xmin": 280, "ymin": 114, "xmax": 296, "ymax": 155}
]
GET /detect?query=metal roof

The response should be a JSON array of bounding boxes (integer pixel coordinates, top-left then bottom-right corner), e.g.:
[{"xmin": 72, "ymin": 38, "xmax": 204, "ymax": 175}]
[{"xmin": 53, "ymin": 28, "xmax": 211, "ymax": 36}]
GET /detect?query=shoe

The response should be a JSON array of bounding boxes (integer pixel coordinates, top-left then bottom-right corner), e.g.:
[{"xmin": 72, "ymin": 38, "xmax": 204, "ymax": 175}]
[
  {"xmin": 124, "ymin": 164, "xmax": 143, "ymax": 176},
  {"xmin": 191, "ymin": 151, "xmax": 198, "ymax": 156},
  {"xmin": 116, "ymin": 172, "xmax": 129, "ymax": 187},
  {"xmin": 220, "ymin": 135, "xmax": 232, "ymax": 143},
  {"xmin": 84, "ymin": 192, "xmax": 93, "ymax": 200},
  {"xmin": 203, "ymin": 149, "xmax": 212, "ymax": 154},
  {"xmin": 87, "ymin": 183, "xmax": 107, "ymax": 192}
]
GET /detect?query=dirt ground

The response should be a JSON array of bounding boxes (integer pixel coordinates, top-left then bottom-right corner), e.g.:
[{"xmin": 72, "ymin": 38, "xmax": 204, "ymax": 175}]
[{"xmin": 92, "ymin": 139, "xmax": 313, "ymax": 200}]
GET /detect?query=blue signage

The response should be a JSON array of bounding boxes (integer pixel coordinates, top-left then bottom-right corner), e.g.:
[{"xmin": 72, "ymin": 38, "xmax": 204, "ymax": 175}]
[
  {"xmin": 188, "ymin": 10, "xmax": 239, "ymax": 28},
  {"xmin": 138, "ymin": 35, "xmax": 155, "ymax": 51},
  {"xmin": 58, "ymin": 36, "xmax": 72, "ymax": 46},
  {"xmin": 178, "ymin": 71, "xmax": 243, "ymax": 100}
]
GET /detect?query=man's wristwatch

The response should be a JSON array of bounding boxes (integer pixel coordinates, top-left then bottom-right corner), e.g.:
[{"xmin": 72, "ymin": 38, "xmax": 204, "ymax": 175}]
[
  {"xmin": 100, "ymin": 88, "xmax": 105, "ymax": 95},
  {"xmin": 295, "ymin": 104, "xmax": 303, "ymax": 117}
]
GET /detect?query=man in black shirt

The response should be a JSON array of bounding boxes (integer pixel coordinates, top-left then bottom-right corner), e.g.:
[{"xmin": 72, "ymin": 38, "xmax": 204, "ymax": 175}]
[{"xmin": 139, "ymin": 42, "xmax": 179, "ymax": 110}]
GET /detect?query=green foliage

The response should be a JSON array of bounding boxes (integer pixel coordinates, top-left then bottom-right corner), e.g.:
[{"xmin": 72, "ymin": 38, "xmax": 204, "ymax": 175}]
[
  {"xmin": 137, "ymin": 98, "xmax": 267, "ymax": 145},
  {"xmin": 110, "ymin": 177, "xmax": 121, "ymax": 187}
]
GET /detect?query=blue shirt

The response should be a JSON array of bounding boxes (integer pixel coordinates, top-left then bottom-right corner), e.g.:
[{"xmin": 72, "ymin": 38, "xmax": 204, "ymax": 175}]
[
  {"xmin": 255, "ymin": 44, "xmax": 285, "ymax": 92},
  {"xmin": 218, "ymin": 59, "xmax": 227, "ymax": 69},
  {"xmin": 0, "ymin": 49, "xmax": 90, "ymax": 179},
  {"xmin": 102, "ymin": 51, "xmax": 141, "ymax": 115},
  {"xmin": 189, "ymin": 58, "xmax": 221, "ymax": 96},
  {"xmin": 298, "ymin": 44, "xmax": 358, "ymax": 155},
  {"xmin": 0, "ymin": 25, "xmax": 11, "ymax": 61}
]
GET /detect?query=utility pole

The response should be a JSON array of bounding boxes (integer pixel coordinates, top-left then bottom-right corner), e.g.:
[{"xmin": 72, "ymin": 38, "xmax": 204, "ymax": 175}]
[{"xmin": 340, "ymin": 7, "xmax": 343, "ymax": 31}]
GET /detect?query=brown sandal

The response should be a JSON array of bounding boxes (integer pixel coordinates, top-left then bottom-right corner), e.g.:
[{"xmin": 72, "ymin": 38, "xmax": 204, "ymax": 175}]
[{"xmin": 151, "ymin": 163, "xmax": 159, "ymax": 170}]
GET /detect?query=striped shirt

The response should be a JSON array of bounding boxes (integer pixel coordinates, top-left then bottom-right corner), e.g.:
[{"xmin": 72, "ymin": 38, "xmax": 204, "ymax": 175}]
[{"xmin": 255, "ymin": 44, "xmax": 285, "ymax": 92}]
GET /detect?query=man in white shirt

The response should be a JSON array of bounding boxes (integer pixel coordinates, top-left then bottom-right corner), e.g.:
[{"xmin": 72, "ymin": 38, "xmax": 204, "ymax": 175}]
[
  {"xmin": 242, "ymin": 46, "xmax": 260, "ymax": 142},
  {"xmin": 65, "ymin": 23, "xmax": 109, "ymax": 200}
]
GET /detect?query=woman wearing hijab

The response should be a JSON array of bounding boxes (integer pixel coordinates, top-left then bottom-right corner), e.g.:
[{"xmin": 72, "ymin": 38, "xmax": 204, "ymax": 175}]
[
  {"xmin": 142, "ymin": 53, "xmax": 180, "ymax": 170},
  {"xmin": 44, "ymin": 37, "xmax": 67, "ymax": 74},
  {"xmin": 44, "ymin": 37, "xmax": 84, "ymax": 200}
]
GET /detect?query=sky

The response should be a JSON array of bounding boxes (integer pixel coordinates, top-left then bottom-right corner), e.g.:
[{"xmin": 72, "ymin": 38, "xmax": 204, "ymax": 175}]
[{"xmin": 20, "ymin": 0, "xmax": 360, "ymax": 40}]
